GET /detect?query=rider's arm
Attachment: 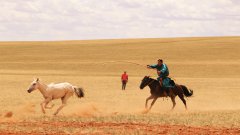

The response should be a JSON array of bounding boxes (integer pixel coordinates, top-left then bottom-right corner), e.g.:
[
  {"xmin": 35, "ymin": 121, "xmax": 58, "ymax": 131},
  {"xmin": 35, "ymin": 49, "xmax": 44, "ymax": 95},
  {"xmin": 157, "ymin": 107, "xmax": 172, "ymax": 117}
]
[
  {"xmin": 161, "ymin": 64, "xmax": 167, "ymax": 73},
  {"xmin": 147, "ymin": 64, "xmax": 157, "ymax": 69}
]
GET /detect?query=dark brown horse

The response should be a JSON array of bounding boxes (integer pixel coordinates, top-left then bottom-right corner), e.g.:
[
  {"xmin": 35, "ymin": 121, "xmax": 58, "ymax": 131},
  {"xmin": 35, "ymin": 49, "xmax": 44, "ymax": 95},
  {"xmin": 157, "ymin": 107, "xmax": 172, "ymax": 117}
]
[{"xmin": 140, "ymin": 76, "xmax": 193, "ymax": 112}]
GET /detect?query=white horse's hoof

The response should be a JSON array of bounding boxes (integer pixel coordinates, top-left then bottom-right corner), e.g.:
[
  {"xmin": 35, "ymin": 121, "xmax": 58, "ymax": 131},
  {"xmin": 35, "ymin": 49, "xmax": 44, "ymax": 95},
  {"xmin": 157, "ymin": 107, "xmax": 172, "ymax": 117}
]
[{"xmin": 142, "ymin": 108, "xmax": 150, "ymax": 114}]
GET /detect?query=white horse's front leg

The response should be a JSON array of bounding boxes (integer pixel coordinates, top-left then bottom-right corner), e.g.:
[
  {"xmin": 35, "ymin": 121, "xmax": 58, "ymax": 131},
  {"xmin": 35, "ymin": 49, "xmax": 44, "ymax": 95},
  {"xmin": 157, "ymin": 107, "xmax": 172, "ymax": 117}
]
[
  {"xmin": 40, "ymin": 101, "xmax": 46, "ymax": 114},
  {"xmin": 41, "ymin": 98, "xmax": 52, "ymax": 113}
]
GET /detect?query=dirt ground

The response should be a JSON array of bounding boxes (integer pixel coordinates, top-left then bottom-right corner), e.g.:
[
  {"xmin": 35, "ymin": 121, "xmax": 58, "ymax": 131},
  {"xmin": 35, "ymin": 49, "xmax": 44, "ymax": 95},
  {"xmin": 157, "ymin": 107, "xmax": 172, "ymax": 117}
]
[
  {"xmin": 0, "ymin": 37, "xmax": 240, "ymax": 134},
  {"xmin": 1, "ymin": 121, "xmax": 240, "ymax": 135}
]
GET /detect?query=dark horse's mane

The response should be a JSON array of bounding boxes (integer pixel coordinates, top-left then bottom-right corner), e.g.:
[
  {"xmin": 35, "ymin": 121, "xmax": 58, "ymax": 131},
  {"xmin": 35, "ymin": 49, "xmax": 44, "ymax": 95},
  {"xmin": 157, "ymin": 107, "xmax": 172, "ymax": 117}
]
[{"xmin": 146, "ymin": 77, "xmax": 165, "ymax": 96}]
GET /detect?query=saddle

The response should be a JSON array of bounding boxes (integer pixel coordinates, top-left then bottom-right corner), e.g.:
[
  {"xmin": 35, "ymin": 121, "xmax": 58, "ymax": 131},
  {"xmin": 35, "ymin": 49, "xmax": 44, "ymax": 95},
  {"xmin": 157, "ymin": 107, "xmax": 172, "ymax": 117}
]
[{"xmin": 162, "ymin": 77, "xmax": 175, "ymax": 88}]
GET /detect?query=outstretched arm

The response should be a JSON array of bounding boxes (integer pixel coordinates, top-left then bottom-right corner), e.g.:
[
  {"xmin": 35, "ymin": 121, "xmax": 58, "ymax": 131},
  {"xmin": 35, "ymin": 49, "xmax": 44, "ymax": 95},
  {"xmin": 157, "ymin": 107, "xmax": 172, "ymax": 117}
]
[{"xmin": 147, "ymin": 64, "xmax": 157, "ymax": 69}]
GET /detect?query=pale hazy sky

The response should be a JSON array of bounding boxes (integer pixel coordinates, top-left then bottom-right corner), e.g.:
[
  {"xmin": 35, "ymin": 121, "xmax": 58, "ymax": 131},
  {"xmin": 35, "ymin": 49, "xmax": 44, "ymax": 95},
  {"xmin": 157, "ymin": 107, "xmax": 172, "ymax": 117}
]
[{"xmin": 0, "ymin": 0, "xmax": 239, "ymax": 41}]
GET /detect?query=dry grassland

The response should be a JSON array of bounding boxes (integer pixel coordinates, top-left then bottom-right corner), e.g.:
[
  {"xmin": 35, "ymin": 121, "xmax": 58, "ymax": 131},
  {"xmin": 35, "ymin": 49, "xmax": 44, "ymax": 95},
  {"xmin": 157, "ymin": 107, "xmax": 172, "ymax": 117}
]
[{"xmin": 0, "ymin": 37, "xmax": 240, "ymax": 134}]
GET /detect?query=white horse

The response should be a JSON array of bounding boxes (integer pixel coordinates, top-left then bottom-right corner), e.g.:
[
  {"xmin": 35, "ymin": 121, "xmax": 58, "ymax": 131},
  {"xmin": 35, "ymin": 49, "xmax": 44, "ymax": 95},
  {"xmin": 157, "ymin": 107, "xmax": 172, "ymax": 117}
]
[{"xmin": 27, "ymin": 78, "xmax": 84, "ymax": 115}]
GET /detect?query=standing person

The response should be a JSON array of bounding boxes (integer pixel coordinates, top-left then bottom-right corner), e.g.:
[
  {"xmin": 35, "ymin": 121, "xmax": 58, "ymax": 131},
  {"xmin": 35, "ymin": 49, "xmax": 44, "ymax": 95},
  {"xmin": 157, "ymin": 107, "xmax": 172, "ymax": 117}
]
[{"xmin": 121, "ymin": 71, "xmax": 128, "ymax": 90}]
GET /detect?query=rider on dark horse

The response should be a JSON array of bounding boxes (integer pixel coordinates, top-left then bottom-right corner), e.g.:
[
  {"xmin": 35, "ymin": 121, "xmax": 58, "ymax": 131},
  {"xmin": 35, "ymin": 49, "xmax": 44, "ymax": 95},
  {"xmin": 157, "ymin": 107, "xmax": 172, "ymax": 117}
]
[{"xmin": 147, "ymin": 59, "xmax": 174, "ymax": 96}]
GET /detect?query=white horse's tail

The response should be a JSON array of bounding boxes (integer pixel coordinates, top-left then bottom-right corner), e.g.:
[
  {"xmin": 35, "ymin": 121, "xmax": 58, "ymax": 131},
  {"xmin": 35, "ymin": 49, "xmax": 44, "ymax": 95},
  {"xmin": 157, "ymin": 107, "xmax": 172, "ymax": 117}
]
[{"xmin": 73, "ymin": 87, "xmax": 84, "ymax": 98}]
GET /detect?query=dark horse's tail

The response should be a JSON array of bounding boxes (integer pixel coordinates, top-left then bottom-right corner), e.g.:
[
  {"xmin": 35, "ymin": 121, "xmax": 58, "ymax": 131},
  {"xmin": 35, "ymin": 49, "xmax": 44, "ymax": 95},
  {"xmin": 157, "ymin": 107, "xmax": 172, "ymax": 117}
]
[
  {"xmin": 180, "ymin": 85, "xmax": 193, "ymax": 97},
  {"xmin": 74, "ymin": 87, "xmax": 85, "ymax": 98}
]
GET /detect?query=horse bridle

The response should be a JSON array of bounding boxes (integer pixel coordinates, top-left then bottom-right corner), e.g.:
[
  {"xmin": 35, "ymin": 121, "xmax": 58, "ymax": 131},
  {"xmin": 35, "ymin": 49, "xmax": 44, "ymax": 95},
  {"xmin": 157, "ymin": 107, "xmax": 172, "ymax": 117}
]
[{"xmin": 145, "ymin": 78, "xmax": 155, "ymax": 86}]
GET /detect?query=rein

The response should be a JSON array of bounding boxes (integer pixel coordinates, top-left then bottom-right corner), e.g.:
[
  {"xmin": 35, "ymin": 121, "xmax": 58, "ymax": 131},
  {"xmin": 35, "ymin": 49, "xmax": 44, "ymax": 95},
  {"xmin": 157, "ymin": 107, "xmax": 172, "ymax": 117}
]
[{"xmin": 146, "ymin": 79, "xmax": 155, "ymax": 86}]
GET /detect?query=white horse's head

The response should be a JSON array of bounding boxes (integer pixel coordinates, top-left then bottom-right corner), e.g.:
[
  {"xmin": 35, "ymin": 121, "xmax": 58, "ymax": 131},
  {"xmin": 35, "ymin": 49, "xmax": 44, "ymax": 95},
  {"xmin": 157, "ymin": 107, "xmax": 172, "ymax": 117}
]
[{"xmin": 27, "ymin": 78, "xmax": 40, "ymax": 93}]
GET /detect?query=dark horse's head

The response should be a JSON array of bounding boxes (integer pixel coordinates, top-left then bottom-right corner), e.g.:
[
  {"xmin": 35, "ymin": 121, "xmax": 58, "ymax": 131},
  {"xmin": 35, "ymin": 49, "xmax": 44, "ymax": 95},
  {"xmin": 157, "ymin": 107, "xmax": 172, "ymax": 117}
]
[{"xmin": 140, "ymin": 76, "xmax": 153, "ymax": 89}]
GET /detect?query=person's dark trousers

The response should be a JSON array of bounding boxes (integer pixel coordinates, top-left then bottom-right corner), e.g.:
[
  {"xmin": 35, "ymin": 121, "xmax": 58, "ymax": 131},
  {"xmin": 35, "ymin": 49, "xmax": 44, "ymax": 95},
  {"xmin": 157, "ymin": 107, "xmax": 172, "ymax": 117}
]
[{"xmin": 122, "ymin": 80, "xmax": 127, "ymax": 90}]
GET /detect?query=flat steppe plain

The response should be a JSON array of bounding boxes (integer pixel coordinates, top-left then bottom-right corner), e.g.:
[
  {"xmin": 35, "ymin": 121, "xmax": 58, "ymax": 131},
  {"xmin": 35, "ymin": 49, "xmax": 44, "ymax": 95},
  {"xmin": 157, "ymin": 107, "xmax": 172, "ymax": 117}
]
[{"xmin": 0, "ymin": 37, "xmax": 240, "ymax": 134}]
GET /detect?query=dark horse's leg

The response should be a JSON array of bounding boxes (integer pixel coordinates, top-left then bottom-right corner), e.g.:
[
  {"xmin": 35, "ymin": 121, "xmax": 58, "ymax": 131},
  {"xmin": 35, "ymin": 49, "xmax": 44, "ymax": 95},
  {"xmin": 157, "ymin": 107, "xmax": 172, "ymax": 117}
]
[
  {"xmin": 171, "ymin": 85, "xmax": 187, "ymax": 110},
  {"xmin": 170, "ymin": 95, "xmax": 176, "ymax": 110},
  {"xmin": 145, "ymin": 95, "xmax": 154, "ymax": 109},
  {"xmin": 149, "ymin": 97, "xmax": 158, "ymax": 110},
  {"xmin": 178, "ymin": 94, "xmax": 187, "ymax": 109},
  {"xmin": 169, "ymin": 88, "xmax": 176, "ymax": 110},
  {"xmin": 176, "ymin": 85, "xmax": 187, "ymax": 109}
]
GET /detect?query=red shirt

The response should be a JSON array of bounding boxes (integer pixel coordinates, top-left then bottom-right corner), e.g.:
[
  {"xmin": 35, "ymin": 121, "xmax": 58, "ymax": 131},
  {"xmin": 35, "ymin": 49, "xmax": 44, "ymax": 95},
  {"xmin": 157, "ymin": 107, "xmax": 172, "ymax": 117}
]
[{"xmin": 121, "ymin": 73, "xmax": 128, "ymax": 81}]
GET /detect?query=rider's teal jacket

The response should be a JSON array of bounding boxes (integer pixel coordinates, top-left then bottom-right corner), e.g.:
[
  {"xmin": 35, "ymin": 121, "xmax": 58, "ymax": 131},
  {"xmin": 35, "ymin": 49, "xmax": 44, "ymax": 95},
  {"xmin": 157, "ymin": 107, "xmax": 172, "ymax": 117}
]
[{"xmin": 149, "ymin": 64, "xmax": 169, "ymax": 78}]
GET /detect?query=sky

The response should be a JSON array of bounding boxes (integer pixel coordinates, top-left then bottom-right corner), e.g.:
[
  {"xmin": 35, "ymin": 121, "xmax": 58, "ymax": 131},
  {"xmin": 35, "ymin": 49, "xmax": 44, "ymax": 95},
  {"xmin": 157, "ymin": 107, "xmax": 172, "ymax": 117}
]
[{"xmin": 0, "ymin": 0, "xmax": 239, "ymax": 41}]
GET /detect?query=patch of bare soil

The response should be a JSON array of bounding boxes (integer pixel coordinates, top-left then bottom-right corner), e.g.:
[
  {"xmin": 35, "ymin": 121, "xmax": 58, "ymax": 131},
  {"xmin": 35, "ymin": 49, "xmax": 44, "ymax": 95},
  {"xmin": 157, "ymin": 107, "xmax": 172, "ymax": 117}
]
[{"xmin": 0, "ymin": 121, "xmax": 239, "ymax": 135}]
